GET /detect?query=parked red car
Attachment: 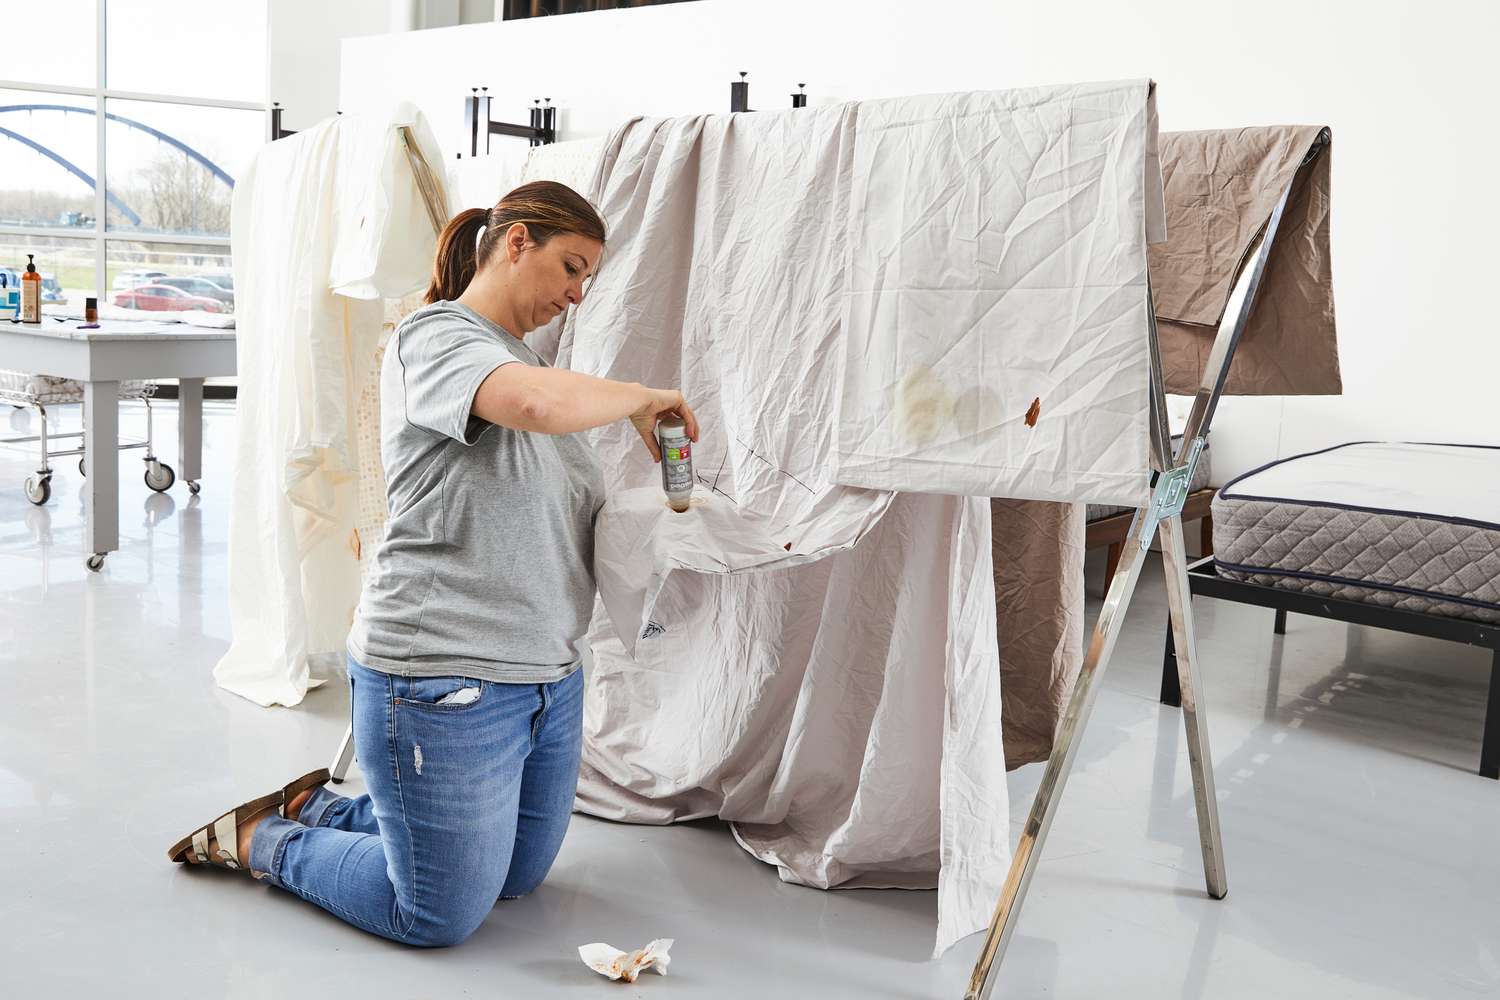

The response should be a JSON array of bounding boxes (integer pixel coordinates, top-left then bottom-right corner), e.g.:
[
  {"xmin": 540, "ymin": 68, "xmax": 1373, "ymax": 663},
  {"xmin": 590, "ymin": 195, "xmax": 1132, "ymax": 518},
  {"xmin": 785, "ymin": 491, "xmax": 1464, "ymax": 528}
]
[
  {"xmin": 154, "ymin": 275, "xmax": 234, "ymax": 306},
  {"xmin": 112, "ymin": 284, "xmax": 227, "ymax": 313}
]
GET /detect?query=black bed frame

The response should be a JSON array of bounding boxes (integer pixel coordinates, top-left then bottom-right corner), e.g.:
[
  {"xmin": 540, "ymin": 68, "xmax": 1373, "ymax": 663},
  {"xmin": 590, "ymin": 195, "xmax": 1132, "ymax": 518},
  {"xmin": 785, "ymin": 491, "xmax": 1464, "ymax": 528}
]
[{"xmin": 1160, "ymin": 556, "xmax": 1500, "ymax": 780}]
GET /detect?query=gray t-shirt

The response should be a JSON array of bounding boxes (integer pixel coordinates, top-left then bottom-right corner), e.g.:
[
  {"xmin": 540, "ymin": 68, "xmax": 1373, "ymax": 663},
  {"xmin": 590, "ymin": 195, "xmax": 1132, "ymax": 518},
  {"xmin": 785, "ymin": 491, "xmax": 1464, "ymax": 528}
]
[{"xmin": 348, "ymin": 300, "xmax": 606, "ymax": 684}]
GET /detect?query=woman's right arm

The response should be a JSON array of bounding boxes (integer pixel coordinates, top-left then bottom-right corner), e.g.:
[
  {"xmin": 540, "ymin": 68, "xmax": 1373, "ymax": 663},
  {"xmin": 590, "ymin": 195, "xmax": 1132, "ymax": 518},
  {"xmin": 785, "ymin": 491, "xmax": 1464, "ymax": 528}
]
[{"xmin": 472, "ymin": 363, "xmax": 699, "ymax": 461}]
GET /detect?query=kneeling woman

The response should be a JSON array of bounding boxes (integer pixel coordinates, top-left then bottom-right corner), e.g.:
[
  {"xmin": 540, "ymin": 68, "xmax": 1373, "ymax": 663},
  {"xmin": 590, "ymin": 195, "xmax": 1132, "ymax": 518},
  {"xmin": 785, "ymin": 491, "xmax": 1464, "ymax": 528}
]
[{"xmin": 170, "ymin": 181, "xmax": 698, "ymax": 947}]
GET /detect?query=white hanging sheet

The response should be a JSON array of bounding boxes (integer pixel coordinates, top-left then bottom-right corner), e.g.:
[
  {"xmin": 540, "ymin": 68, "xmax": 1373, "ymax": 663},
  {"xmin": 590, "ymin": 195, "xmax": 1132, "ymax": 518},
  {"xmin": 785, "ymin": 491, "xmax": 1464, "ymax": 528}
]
[
  {"xmin": 518, "ymin": 138, "xmax": 607, "ymax": 364},
  {"xmin": 447, "ymin": 153, "xmax": 521, "ymax": 217},
  {"xmin": 444, "ymin": 137, "xmax": 607, "ymax": 365},
  {"xmin": 214, "ymin": 105, "xmax": 447, "ymax": 707},
  {"xmin": 561, "ymin": 103, "xmax": 1010, "ymax": 956},
  {"xmin": 832, "ymin": 80, "xmax": 1163, "ymax": 505}
]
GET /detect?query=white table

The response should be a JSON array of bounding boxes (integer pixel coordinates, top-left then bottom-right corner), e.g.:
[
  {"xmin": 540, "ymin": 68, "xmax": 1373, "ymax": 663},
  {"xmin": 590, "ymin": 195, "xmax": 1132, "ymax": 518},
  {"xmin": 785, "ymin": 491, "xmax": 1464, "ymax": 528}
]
[{"xmin": 0, "ymin": 318, "xmax": 236, "ymax": 569}]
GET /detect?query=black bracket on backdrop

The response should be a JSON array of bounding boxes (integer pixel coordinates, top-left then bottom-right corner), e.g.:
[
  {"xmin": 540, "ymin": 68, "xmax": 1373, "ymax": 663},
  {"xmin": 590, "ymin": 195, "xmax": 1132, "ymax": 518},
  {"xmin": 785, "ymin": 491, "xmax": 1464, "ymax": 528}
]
[
  {"xmin": 730, "ymin": 71, "xmax": 752, "ymax": 112},
  {"xmin": 730, "ymin": 73, "xmax": 810, "ymax": 112},
  {"xmin": 455, "ymin": 71, "xmax": 810, "ymax": 158},
  {"xmin": 269, "ymin": 104, "xmax": 341, "ymax": 142},
  {"xmin": 269, "ymin": 103, "xmax": 295, "ymax": 141},
  {"xmin": 463, "ymin": 88, "xmax": 556, "ymax": 157},
  {"xmin": 270, "ymin": 105, "xmax": 352, "ymax": 142}
]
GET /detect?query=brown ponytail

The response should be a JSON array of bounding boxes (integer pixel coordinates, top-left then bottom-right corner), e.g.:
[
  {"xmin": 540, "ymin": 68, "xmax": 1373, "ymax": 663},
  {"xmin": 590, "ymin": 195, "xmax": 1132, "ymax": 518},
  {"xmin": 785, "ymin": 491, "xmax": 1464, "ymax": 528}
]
[
  {"xmin": 425, "ymin": 181, "xmax": 607, "ymax": 304},
  {"xmin": 426, "ymin": 207, "xmax": 488, "ymax": 304}
]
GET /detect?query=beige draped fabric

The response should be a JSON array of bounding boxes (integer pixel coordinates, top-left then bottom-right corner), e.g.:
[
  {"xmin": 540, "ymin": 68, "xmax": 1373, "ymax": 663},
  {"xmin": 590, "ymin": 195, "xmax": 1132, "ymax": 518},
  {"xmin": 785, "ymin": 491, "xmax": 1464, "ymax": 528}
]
[
  {"xmin": 992, "ymin": 499, "xmax": 1086, "ymax": 769},
  {"xmin": 1153, "ymin": 125, "xmax": 1338, "ymax": 396}
]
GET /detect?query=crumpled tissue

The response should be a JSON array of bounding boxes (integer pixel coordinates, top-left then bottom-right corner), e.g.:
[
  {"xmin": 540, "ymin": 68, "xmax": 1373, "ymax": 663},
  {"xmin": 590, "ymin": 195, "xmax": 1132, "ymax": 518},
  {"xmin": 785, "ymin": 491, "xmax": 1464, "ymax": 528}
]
[{"xmin": 578, "ymin": 938, "xmax": 674, "ymax": 983}]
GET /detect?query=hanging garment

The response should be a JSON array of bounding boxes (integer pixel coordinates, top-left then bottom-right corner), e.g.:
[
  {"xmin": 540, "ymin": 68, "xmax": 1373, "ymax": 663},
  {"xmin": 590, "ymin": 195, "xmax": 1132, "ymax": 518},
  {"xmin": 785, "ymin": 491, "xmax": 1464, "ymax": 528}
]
[
  {"xmin": 352, "ymin": 291, "xmax": 429, "ymax": 582},
  {"xmin": 991, "ymin": 497, "xmax": 1086, "ymax": 769},
  {"xmin": 1151, "ymin": 126, "xmax": 1338, "ymax": 396},
  {"xmin": 447, "ymin": 148, "xmax": 522, "ymax": 216},
  {"xmin": 582, "ymin": 486, "xmax": 1004, "ymax": 960},
  {"xmin": 445, "ymin": 138, "xmax": 608, "ymax": 366},
  {"xmin": 996, "ymin": 127, "xmax": 1340, "ymax": 766},
  {"xmin": 561, "ymin": 83, "xmax": 1160, "ymax": 955},
  {"xmin": 214, "ymin": 106, "xmax": 447, "ymax": 708},
  {"xmin": 518, "ymin": 138, "xmax": 607, "ymax": 365},
  {"xmin": 521, "ymin": 136, "xmax": 607, "ymax": 193},
  {"xmin": 831, "ymin": 81, "xmax": 1164, "ymax": 505},
  {"xmin": 445, "ymin": 137, "xmax": 602, "ymax": 223},
  {"xmin": 831, "ymin": 85, "xmax": 1162, "ymax": 768}
]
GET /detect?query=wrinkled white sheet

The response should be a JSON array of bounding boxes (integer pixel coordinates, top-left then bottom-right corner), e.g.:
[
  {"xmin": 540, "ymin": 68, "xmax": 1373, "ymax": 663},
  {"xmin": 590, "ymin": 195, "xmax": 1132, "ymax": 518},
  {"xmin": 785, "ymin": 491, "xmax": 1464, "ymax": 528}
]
[
  {"xmin": 833, "ymin": 80, "xmax": 1162, "ymax": 505},
  {"xmin": 562, "ymin": 103, "xmax": 1010, "ymax": 956},
  {"xmin": 214, "ymin": 106, "xmax": 446, "ymax": 707},
  {"xmin": 567, "ymin": 80, "xmax": 1161, "ymax": 954},
  {"xmin": 445, "ymin": 138, "xmax": 606, "ymax": 366},
  {"xmin": 518, "ymin": 139, "xmax": 607, "ymax": 365}
]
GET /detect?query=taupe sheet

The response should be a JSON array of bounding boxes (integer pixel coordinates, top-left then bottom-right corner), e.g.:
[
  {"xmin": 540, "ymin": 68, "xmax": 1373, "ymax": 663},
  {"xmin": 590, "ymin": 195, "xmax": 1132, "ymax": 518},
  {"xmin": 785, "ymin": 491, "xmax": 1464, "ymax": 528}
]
[
  {"xmin": 1152, "ymin": 125, "xmax": 1338, "ymax": 396},
  {"xmin": 993, "ymin": 499, "xmax": 1085, "ymax": 769}
]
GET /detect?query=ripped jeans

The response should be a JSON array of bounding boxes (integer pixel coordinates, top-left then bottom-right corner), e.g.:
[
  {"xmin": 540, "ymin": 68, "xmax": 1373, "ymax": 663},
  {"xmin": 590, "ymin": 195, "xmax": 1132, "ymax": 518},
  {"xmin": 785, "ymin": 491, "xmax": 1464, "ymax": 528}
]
[{"xmin": 247, "ymin": 655, "xmax": 584, "ymax": 947}]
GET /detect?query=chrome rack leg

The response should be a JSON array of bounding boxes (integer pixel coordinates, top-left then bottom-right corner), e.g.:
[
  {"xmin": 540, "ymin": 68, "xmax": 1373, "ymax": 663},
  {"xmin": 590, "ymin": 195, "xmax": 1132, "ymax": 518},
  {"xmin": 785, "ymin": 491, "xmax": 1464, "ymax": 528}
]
[
  {"xmin": 1158, "ymin": 515, "xmax": 1227, "ymax": 899},
  {"xmin": 965, "ymin": 506, "xmax": 1159, "ymax": 1000},
  {"xmin": 329, "ymin": 724, "xmax": 356, "ymax": 784}
]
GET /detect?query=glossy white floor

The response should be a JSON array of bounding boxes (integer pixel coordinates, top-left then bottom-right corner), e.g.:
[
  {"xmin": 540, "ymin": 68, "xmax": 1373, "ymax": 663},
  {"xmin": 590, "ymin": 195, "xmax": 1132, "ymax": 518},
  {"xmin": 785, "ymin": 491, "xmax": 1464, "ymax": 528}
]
[{"xmin": 2, "ymin": 400, "xmax": 1496, "ymax": 999}]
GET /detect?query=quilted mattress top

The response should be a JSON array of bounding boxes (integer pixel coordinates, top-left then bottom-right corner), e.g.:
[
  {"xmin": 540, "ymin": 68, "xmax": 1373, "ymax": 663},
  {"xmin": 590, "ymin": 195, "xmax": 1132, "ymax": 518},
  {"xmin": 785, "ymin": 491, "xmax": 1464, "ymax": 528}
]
[{"xmin": 1220, "ymin": 442, "xmax": 1500, "ymax": 529}]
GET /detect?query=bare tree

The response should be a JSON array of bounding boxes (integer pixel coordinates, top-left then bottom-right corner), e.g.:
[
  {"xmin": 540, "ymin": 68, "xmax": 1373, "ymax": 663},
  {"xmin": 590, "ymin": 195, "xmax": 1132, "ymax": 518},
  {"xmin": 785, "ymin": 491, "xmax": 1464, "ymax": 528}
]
[
  {"xmin": 118, "ymin": 150, "xmax": 232, "ymax": 235},
  {"xmin": 0, "ymin": 187, "xmax": 94, "ymax": 227}
]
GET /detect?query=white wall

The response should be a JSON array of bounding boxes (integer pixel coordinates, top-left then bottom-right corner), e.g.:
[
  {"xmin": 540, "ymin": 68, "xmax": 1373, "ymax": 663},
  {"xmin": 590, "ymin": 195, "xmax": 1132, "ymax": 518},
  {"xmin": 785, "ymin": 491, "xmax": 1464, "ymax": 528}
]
[
  {"xmin": 336, "ymin": 0, "xmax": 1500, "ymax": 482},
  {"xmin": 267, "ymin": 0, "xmax": 496, "ymax": 133},
  {"xmin": 268, "ymin": 0, "xmax": 396, "ymax": 132}
]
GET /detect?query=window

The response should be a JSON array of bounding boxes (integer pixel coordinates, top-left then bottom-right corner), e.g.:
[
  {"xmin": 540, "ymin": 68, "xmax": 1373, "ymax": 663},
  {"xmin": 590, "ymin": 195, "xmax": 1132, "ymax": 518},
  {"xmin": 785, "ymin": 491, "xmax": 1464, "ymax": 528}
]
[
  {"xmin": 5, "ymin": 2, "xmax": 97, "ymax": 88},
  {"xmin": 107, "ymin": 1, "xmax": 267, "ymax": 103},
  {"xmin": 0, "ymin": 0, "xmax": 266, "ymax": 325},
  {"xmin": 0, "ymin": 89, "xmax": 99, "ymax": 232}
]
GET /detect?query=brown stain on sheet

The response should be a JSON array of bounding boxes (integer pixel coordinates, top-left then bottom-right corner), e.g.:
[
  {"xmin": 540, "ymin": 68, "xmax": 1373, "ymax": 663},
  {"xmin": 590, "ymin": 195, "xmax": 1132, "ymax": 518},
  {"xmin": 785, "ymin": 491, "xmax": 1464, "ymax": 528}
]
[
  {"xmin": 1024, "ymin": 397, "xmax": 1041, "ymax": 428},
  {"xmin": 895, "ymin": 367, "xmax": 1003, "ymax": 445},
  {"xmin": 895, "ymin": 367, "xmax": 952, "ymax": 445}
]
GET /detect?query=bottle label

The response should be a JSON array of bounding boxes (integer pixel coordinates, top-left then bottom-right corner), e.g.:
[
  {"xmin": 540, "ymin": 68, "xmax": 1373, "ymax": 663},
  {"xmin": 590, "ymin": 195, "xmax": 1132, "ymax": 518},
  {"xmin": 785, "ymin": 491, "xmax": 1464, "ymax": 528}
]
[
  {"xmin": 660, "ymin": 437, "xmax": 693, "ymax": 495},
  {"xmin": 21, "ymin": 281, "xmax": 40, "ymax": 323}
]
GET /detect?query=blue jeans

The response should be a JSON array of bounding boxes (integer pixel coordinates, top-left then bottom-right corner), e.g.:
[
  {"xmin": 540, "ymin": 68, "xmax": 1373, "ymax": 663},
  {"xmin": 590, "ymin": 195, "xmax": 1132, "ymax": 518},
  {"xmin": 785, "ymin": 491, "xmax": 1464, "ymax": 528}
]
[{"xmin": 248, "ymin": 656, "xmax": 584, "ymax": 947}]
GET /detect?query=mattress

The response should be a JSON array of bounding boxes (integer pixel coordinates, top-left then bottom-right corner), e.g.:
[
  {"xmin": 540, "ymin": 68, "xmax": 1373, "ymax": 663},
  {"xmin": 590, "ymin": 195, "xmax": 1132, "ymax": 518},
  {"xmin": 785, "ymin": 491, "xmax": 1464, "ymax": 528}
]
[
  {"xmin": 1212, "ymin": 442, "xmax": 1500, "ymax": 624},
  {"xmin": 1086, "ymin": 433, "xmax": 1212, "ymax": 522}
]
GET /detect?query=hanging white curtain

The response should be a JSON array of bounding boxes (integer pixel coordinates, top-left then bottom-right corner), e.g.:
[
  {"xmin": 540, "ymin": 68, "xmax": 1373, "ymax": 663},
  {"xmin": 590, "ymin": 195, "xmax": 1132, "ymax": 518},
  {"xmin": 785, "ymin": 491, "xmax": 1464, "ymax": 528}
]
[{"xmin": 214, "ymin": 105, "xmax": 447, "ymax": 707}]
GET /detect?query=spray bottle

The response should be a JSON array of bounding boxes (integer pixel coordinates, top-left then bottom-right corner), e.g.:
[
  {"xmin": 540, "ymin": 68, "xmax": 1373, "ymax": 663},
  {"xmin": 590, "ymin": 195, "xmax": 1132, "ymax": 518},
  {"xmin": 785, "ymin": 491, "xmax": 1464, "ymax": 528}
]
[{"xmin": 657, "ymin": 416, "xmax": 694, "ymax": 512}]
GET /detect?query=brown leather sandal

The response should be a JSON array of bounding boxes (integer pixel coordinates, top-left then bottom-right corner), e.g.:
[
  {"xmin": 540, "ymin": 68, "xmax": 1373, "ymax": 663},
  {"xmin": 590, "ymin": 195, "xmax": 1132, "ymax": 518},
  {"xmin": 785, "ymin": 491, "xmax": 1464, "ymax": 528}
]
[
  {"xmin": 166, "ymin": 790, "xmax": 284, "ymax": 876},
  {"xmin": 166, "ymin": 768, "xmax": 332, "ymax": 875}
]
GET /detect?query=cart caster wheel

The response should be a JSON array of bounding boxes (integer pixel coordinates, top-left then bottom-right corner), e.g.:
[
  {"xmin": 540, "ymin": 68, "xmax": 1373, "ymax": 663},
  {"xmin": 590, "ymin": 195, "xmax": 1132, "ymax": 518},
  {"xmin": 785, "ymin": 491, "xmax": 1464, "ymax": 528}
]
[
  {"xmin": 86, "ymin": 554, "xmax": 106, "ymax": 572},
  {"xmin": 145, "ymin": 461, "xmax": 175, "ymax": 493},
  {"xmin": 187, "ymin": 480, "xmax": 201, "ymax": 496},
  {"xmin": 24, "ymin": 474, "xmax": 52, "ymax": 506},
  {"xmin": 79, "ymin": 457, "xmax": 87, "ymax": 477}
]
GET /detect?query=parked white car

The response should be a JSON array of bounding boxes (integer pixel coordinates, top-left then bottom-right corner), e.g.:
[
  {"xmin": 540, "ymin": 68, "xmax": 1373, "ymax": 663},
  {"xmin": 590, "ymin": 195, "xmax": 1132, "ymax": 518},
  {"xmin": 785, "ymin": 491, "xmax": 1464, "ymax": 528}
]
[{"xmin": 112, "ymin": 268, "xmax": 168, "ymax": 290}]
